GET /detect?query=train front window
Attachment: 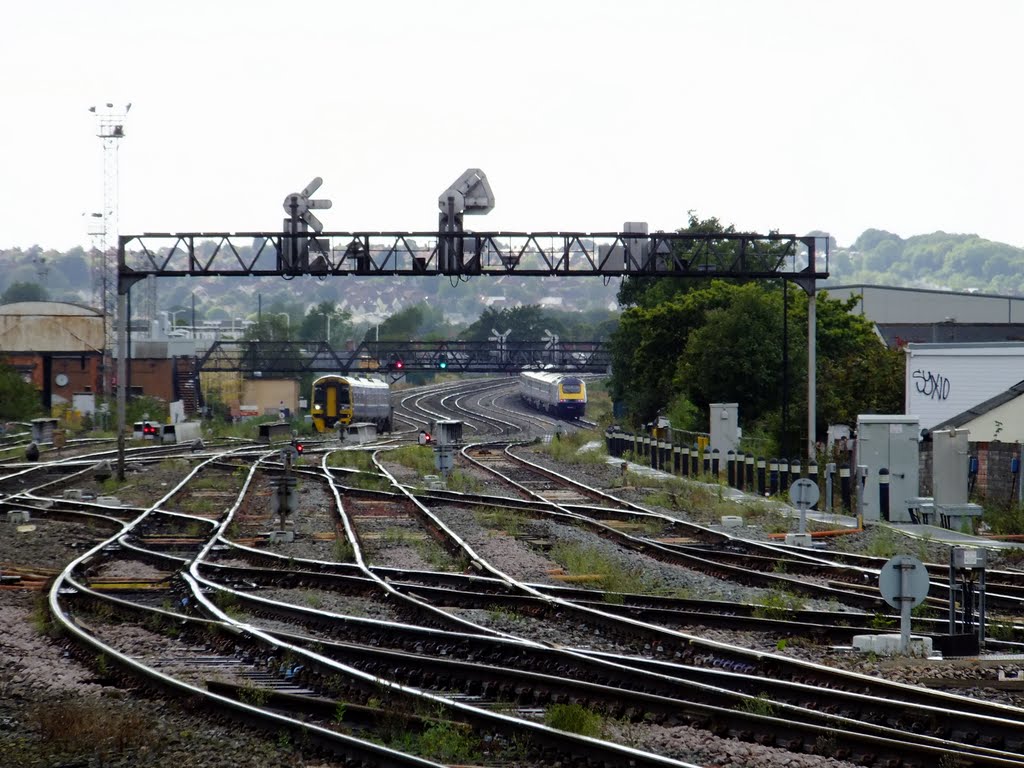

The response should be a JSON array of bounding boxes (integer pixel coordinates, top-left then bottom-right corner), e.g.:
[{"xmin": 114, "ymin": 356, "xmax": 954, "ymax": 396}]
[
  {"xmin": 561, "ymin": 378, "xmax": 583, "ymax": 394},
  {"xmin": 312, "ymin": 385, "xmax": 326, "ymax": 410},
  {"xmin": 338, "ymin": 384, "xmax": 351, "ymax": 407}
]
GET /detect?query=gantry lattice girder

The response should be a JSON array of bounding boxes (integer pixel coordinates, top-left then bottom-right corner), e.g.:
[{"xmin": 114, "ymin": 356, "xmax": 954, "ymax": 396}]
[
  {"xmin": 118, "ymin": 231, "xmax": 829, "ymax": 283},
  {"xmin": 196, "ymin": 340, "xmax": 610, "ymax": 375}
]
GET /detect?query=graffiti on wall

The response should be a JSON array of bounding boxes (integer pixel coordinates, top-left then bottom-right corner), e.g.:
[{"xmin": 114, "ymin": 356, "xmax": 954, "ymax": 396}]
[{"xmin": 912, "ymin": 369, "xmax": 951, "ymax": 401}]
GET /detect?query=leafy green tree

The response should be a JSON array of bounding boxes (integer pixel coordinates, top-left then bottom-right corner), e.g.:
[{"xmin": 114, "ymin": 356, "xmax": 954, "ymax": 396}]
[
  {"xmin": 0, "ymin": 361, "xmax": 42, "ymax": 420},
  {"xmin": 1, "ymin": 281, "xmax": 49, "ymax": 304},
  {"xmin": 300, "ymin": 301, "xmax": 354, "ymax": 345},
  {"xmin": 369, "ymin": 303, "xmax": 432, "ymax": 342},
  {"xmin": 863, "ymin": 239, "xmax": 903, "ymax": 272},
  {"xmin": 676, "ymin": 282, "xmax": 785, "ymax": 419},
  {"xmin": 617, "ymin": 214, "xmax": 735, "ymax": 309},
  {"xmin": 459, "ymin": 305, "xmax": 566, "ymax": 342},
  {"xmin": 852, "ymin": 229, "xmax": 902, "ymax": 253}
]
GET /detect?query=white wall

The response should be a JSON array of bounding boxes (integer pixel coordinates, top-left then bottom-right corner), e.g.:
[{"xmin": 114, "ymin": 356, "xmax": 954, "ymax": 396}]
[
  {"xmin": 905, "ymin": 343, "xmax": 1024, "ymax": 429},
  {"xmin": 955, "ymin": 397, "xmax": 1024, "ymax": 442}
]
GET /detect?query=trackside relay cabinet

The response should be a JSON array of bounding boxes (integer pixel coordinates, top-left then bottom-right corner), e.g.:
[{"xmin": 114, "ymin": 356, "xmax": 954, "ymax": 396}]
[{"xmin": 856, "ymin": 415, "xmax": 921, "ymax": 523}]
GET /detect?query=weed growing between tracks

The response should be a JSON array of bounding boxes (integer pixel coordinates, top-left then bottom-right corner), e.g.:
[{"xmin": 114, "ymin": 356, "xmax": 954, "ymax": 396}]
[
  {"xmin": 545, "ymin": 702, "xmax": 604, "ymax": 737},
  {"xmin": 752, "ymin": 588, "xmax": 805, "ymax": 619},
  {"xmin": 332, "ymin": 537, "xmax": 355, "ymax": 562},
  {"xmin": 735, "ymin": 692, "xmax": 776, "ymax": 717},
  {"xmin": 548, "ymin": 541, "xmax": 649, "ymax": 599},
  {"xmin": 30, "ymin": 591, "xmax": 61, "ymax": 638},
  {"xmin": 475, "ymin": 505, "xmax": 529, "ymax": 536},
  {"xmin": 327, "ymin": 450, "xmax": 403, "ymax": 491},
  {"xmin": 389, "ymin": 444, "xmax": 435, "ymax": 474},
  {"xmin": 444, "ymin": 468, "xmax": 483, "ymax": 493},
  {"xmin": 540, "ymin": 429, "xmax": 607, "ymax": 465}
]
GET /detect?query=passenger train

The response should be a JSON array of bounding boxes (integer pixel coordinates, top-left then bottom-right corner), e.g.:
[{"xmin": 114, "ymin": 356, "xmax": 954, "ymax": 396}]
[
  {"xmin": 519, "ymin": 371, "xmax": 587, "ymax": 419},
  {"xmin": 311, "ymin": 375, "xmax": 393, "ymax": 434}
]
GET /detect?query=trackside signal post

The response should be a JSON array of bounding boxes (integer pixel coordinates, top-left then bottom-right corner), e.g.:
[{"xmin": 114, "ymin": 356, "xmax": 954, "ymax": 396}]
[
  {"xmin": 431, "ymin": 420, "xmax": 463, "ymax": 478},
  {"xmin": 114, "ymin": 172, "xmax": 829, "ymax": 479}
]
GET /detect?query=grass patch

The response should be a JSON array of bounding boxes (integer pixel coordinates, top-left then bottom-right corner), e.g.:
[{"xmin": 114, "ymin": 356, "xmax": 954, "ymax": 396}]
[
  {"xmin": 342, "ymin": 470, "xmax": 393, "ymax": 492},
  {"xmin": 418, "ymin": 721, "xmax": 481, "ymax": 763},
  {"xmin": 445, "ymin": 469, "xmax": 482, "ymax": 494},
  {"xmin": 333, "ymin": 538, "xmax": 355, "ymax": 562},
  {"xmin": 549, "ymin": 541, "xmax": 649, "ymax": 596},
  {"xmin": 751, "ymin": 588, "xmax": 804, "ymax": 619},
  {"xmin": 189, "ymin": 473, "xmax": 237, "ymax": 492},
  {"xmin": 27, "ymin": 697, "xmax": 154, "ymax": 758},
  {"xmin": 540, "ymin": 429, "xmax": 606, "ymax": 465},
  {"xmin": 238, "ymin": 681, "xmax": 272, "ymax": 707},
  {"xmin": 864, "ymin": 527, "xmax": 905, "ymax": 558},
  {"xmin": 736, "ymin": 692, "xmax": 776, "ymax": 716},
  {"xmin": 545, "ymin": 703, "xmax": 604, "ymax": 737},
  {"xmin": 474, "ymin": 506, "xmax": 529, "ymax": 536},
  {"xmin": 388, "ymin": 445, "xmax": 435, "ymax": 474},
  {"xmin": 327, "ymin": 450, "xmax": 376, "ymax": 471}
]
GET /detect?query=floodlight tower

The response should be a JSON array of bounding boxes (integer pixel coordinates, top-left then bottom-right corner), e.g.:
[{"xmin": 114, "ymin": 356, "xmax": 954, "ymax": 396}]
[{"xmin": 88, "ymin": 102, "xmax": 130, "ymax": 394}]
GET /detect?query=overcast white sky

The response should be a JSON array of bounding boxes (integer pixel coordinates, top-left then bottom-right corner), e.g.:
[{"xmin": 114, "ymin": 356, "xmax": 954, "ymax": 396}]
[{"xmin": 2, "ymin": 0, "xmax": 1021, "ymax": 252}]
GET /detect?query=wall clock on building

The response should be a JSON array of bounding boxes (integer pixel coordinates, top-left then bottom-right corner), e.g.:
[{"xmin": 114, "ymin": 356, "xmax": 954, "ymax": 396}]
[{"xmin": 55, "ymin": 374, "xmax": 69, "ymax": 387}]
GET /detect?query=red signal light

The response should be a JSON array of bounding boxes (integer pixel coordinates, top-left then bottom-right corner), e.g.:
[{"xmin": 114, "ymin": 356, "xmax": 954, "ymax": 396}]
[
  {"xmin": 394, "ymin": 359, "xmax": 404, "ymax": 370},
  {"xmin": 292, "ymin": 440, "xmax": 304, "ymax": 454}
]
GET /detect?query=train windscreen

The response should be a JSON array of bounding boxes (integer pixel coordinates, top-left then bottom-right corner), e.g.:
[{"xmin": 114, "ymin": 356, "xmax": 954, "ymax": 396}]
[
  {"xmin": 561, "ymin": 378, "xmax": 583, "ymax": 393},
  {"xmin": 313, "ymin": 385, "xmax": 327, "ymax": 408}
]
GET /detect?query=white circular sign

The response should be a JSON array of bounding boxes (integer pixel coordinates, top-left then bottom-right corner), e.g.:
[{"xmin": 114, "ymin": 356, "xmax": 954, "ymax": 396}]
[
  {"xmin": 55, "ymin": 373, "xmax": 69, "ymax": 387},
  {"xmin": 878, "ymin": 555, "xmax": 930, "ymax": 609},
  {"xmin": 788, "ymin": 478, "xmax": 820, "ymax": 508}
]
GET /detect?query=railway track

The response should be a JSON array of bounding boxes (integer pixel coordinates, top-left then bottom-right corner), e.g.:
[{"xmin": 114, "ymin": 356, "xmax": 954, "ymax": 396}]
[{"xmin": 6, "ymin": 379, "xmax": 1024, "ymax": 766}]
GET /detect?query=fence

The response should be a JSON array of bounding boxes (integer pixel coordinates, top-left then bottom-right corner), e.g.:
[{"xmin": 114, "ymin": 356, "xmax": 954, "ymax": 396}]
[
  {"xmin": 604, "ymin": 427, "xmax": 857, "ymax": 512},
  {"xmin": 608, "ymin": 426, "xmax": 1024, "ymax": 514}
]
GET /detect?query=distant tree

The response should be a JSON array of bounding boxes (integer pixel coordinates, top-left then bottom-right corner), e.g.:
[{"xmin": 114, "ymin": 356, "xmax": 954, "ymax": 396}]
[
  {"xmin": 459, "ymin": 305, "xmax": 566, "ymax": 342},
  {"xmin": 1, "ymin": 281, "xmax": 49, "ymax": 304},
  {"xmin": 852, "ymin": 229, "xmax": 902, "ymax": 253},
  {"xmin": 863, "ymin": 239, "xmax": 903, "ymax": 272},
  {"xmin": 370, "ymin": 303, "xmax": 430, "ymax": 342},
  {"xmin": 617, "ymin": 213, "xmax": 736, "ymax": 309},
  {"xmin": 675, "ymin": 283, "xmax": 785, "ymax": 419},
  {"xmin": 0, "ymin": 361, "xmax": 42, "ymax": 421},
  {"xmin": 300, "ymin": 301, "xmax": 353, "ymax": 345}
]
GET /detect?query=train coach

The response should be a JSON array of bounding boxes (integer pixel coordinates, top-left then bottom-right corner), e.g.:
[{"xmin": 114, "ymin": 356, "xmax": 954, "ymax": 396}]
[
  {"xmin": 311, "ymin": 375, "xmax": 393, "ymax": 434},
  {"xmin": 519, "ymin": 371, "xmax": 587, "ymax": 419}
]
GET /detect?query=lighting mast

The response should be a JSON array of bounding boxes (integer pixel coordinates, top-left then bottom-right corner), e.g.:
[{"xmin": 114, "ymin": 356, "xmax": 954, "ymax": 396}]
[{"xmin": 88, "ymin": 102, "xmax": 130, "ymax": 395}]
